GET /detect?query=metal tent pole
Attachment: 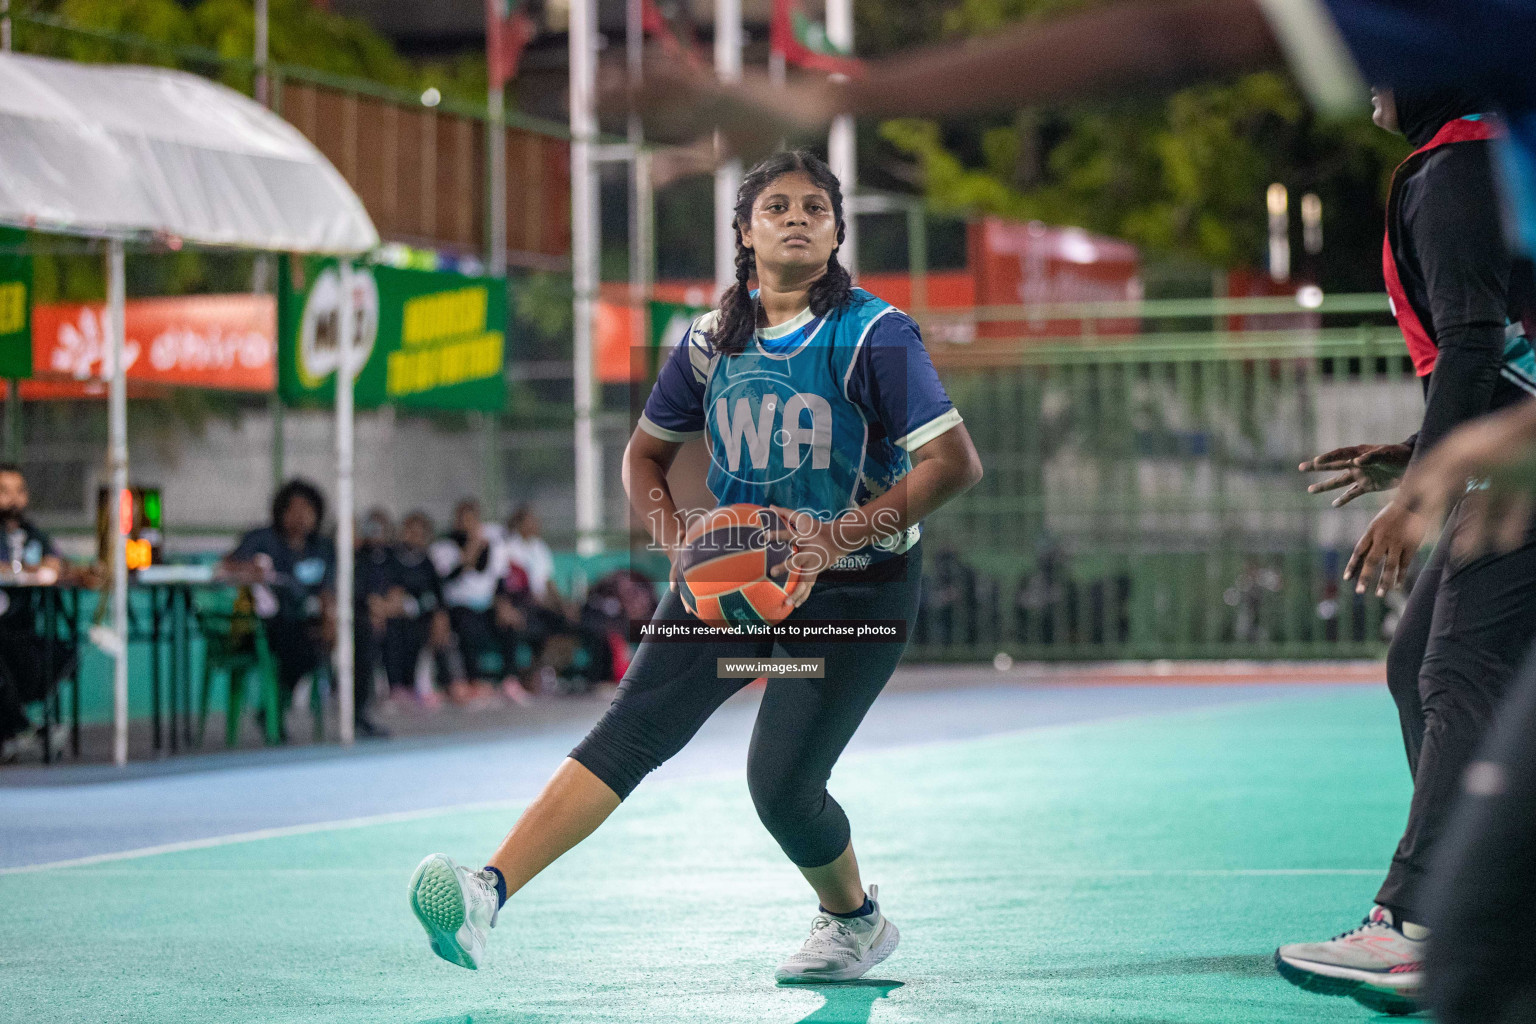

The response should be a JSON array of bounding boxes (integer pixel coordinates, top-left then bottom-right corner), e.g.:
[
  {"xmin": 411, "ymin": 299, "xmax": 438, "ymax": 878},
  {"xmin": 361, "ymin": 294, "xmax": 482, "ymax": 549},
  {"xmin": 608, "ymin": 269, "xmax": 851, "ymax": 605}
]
[
  {"xmin": 714, "ymin": 0, "xmax": 742, "ymax": 299},
  {"xmin": 826, "ymin": 0, "xmax": 856, "ymax": 278},
  {"xmin": 107, "ymin": 238, "xmax": 129, "ymax": 766},
  {"xmin": 335, "ymin": 261, "xmax": 355, "ymax": 744},
  {"xmin": 570, "ymin": 0, "xmax": 602, "ymax": 555}
]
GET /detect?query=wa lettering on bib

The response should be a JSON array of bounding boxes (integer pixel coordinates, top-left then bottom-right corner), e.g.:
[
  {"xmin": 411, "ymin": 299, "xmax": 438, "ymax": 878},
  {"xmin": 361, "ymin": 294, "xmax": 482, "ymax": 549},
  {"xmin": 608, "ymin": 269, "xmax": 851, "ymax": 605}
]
[{"xmin": 638, "ymin": 289, "xmax": 963, "ymax": 563}]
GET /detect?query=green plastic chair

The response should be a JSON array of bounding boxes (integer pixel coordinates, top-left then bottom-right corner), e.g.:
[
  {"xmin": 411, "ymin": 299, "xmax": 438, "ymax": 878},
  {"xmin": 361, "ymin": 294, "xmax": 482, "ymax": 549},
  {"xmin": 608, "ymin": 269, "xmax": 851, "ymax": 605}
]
[{"xmin": 196, "ymin": 588, "xmax": 283, "ymax": 747}]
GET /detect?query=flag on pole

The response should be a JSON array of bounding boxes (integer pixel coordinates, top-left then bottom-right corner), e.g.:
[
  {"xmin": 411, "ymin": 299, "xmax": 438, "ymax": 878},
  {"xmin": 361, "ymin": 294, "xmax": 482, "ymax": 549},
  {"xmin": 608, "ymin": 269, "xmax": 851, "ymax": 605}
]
[
  {"xmin": 770, "ymin": 0, "xmax": 862, "ymax": 77},
  {"xmin": 641, "ymin": 0, "xmax": 705, "ymax": 69},
  {"xmin": 486, "ymin": 0, "xmax": 537, "ymax": 90}
]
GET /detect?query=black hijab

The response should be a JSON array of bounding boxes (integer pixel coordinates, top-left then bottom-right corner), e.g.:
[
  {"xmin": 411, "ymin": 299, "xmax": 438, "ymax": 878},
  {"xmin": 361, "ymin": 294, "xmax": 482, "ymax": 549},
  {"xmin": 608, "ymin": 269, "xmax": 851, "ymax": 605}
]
[{"xmin": 1393, "ymin": 87, "xmax": 1491, "ymax": 148}]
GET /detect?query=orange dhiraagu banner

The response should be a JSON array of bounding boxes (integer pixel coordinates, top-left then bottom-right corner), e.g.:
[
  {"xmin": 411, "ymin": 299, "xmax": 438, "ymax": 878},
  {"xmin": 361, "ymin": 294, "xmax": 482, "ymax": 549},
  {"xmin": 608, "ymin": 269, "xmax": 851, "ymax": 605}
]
[
  {"xmin": 31, "ymin": 294, "xmax": 276, "ymax": 391},
  {"xmin": 596, "ymin": 300, "xmax": 644, "ymax": 384}
]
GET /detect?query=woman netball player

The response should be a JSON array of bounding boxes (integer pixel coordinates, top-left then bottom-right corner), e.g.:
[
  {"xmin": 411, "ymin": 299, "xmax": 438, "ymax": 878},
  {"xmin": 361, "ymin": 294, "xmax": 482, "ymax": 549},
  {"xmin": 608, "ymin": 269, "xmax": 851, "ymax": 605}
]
[{"xmin": 408, "ymin": 149, "xmax": 983, "ymax": 983}]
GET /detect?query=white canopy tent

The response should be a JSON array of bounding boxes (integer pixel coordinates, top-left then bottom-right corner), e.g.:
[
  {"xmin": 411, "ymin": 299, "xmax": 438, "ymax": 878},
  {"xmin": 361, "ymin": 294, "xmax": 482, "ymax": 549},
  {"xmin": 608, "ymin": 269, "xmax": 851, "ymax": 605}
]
[{"xmin": 0, "ymin": 51, "xmax": 379, "ymax": 763}]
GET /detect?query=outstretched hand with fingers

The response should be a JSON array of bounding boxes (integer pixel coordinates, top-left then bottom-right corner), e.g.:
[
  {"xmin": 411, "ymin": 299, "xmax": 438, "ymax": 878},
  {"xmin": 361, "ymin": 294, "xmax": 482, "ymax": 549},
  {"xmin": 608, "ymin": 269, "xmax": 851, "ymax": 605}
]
[
  {"xmin": 1344, "ymin": 501, "xmax": 1428, "ymax": 597},
  {"xmin": 1299, "ymin": 443, "xmax": 1412, "ymax": 507}
]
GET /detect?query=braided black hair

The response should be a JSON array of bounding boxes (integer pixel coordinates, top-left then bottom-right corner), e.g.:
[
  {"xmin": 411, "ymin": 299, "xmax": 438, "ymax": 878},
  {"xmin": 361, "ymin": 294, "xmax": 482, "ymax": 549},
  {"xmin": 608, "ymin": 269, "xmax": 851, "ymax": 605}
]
[{"xmin": 710, "ymin": 149, "xmax": 858, "ymax": 356}]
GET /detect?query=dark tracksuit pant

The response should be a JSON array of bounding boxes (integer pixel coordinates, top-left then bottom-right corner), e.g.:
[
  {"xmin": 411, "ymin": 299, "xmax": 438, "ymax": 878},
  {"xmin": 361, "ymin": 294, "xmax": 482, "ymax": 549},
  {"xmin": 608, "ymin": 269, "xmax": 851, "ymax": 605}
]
[
  {"xmin": 262, "ymin": 616, "xmax": 324, "ymax": 703},
  {"xmin": 571, "ymin": 545, "xmax": 922, "ymax": 869},
  {"xmin": 1378, "ymin": 497, "xmax": 1536, "ymax": 917},
  {"xmin": 0, "ymin": 620, "xmax": 47, "ymax": 741},
  {"xmin": 1424, "ymin": 635, "xmax": 1536, "ymax": 1024},
  {"xmin": 382, "ymin": 616, "xmax": 431, "ymax": 691}
]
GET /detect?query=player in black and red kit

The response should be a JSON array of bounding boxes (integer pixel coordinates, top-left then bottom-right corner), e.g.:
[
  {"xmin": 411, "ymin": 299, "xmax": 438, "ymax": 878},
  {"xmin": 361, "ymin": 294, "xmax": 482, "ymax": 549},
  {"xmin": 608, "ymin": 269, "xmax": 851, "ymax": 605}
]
[
  {"xmin": 1282, "ymin": 86, "xmax": 1536, "ymax": 1013},
  {"xmin": 617, "ymin": 0, "xmax": 1536, "ymax": 1014}
]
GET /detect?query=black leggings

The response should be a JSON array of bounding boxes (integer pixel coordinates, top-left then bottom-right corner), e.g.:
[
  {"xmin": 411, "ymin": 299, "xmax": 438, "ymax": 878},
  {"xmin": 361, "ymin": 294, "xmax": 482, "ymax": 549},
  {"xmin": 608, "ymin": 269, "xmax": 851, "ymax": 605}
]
[
  {"xmin": 1379, "ymin": 499, "xmax": 1536, "ymax": 917},
  {"xmin": 1424, "ymin": 636, "xmax": 1536, "ymax": 1024},
  {"xmin": 571, "ymin": 545, "xmax": 923, "ymax": 869}
]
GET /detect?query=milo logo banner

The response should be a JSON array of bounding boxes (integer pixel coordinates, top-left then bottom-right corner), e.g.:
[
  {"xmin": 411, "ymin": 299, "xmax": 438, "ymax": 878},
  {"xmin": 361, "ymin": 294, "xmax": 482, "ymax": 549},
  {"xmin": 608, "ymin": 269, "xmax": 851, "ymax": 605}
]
[
  {"xmin": 278, "ymin": 257, "xmax": 506, "ymax": 411},
  {"xmin": 0, "ymin": 227, "xmax": 31, "ymax": 379},
  {"xmin": 649, "ymin": 300, "xmax": 710, "ymax": 356}
]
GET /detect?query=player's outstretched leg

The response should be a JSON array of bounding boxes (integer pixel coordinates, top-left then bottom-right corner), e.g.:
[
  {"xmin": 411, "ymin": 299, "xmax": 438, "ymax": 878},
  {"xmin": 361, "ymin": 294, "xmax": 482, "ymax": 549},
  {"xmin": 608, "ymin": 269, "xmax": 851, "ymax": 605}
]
[
  {"xmin": 776, "ymin": 883, "xmax": 901, "ymax": 984},
  {"xmin": 408, "ymin": 853, "xmax": 502, "ymax": 970},
  {"xmin": 1274, "ymin": 905, "xmax": 1424, "ymax": 1015}
]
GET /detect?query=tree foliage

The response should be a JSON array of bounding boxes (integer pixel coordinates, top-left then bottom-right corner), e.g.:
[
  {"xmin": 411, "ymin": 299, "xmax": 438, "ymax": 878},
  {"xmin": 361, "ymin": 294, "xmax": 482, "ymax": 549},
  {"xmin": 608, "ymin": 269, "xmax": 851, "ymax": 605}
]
[
  {"xmin": 861, "ymin": 0, "xmax": 1408, "ymax": 286},
  {"xmin": 20, "ymin": 0, "xmax": 482, "ymax": 100}
]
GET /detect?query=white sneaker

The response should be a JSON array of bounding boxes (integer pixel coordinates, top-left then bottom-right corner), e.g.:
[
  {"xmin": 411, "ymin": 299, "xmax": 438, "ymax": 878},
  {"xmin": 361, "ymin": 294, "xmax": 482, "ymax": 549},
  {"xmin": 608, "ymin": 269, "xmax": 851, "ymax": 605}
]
[
  {"xmin": 408, "ymin": 853, "xmax": 500, "ymax": 970},
  {"xmin": 775, "ymin": 884, "xmax": 900, "ymax": 984},
  {"xmin": 1275, "ymin": 905, "xmax": 1425, "ymax": 1015}
]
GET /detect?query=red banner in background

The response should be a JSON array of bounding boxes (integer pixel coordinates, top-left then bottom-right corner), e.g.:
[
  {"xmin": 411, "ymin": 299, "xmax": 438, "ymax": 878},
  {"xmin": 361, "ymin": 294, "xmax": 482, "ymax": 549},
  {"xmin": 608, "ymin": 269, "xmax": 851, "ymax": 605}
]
[
  {"xmin": 971, "ymin": 219, "xmax": 1142, "ymax": 340},
  {"xmin": 1222, "ymin": 267, "xmax": 1323, "ymax": 334},
  {"xmin": 18, "ymin": 379, "xmax": 169, "ymax": 401},
  {"xmin": 31, "ymin": 294, "xmax": 275, "ymax": 392}
]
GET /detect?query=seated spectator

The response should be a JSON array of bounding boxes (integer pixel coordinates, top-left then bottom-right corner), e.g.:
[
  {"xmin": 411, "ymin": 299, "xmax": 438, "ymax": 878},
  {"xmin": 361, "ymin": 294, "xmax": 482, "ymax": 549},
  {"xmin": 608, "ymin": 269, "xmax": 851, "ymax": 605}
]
[
  {"xmin": 502, "ymin": 504, "xmax": 585, "ymax": 691},
  {"xmin": 220, "ymin": 478, "xmax": 335, "ymax": 742},
  {"xmin": 580, "ymin": 568, "xmax": 660, "ymax": 685},
  {"xmin": 0, "ymin": 462, "xmax": 70, "ymax": 762},
  {"xmin": 381, "ymin": 511, "xmax": 451, "ymax": 708},
  {"xmin": 491, "ymin": 560, "xmax": 537, "ymax": 703},
  {"xmin": 429, "ymin": 499, "xmax": 517, "ymax": 705},
  {"xmin": 350, "ymin": 508, "xmax": 394, "ymax": 738}
]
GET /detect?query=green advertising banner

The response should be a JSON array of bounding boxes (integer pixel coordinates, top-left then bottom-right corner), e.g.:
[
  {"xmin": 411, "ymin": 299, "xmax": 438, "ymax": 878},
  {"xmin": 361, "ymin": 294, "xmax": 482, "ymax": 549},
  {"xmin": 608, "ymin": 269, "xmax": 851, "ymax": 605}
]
[
  {"xmin": 0, "ymin": 227, "xmax": 32, "ymax": 379},
  {"xmin": 649, "ymin": 300, "xmax": 710, "ymax": 353},
  {"xmin": 279, "ymin": 258, "xmax": 507, "ymax": 411}
]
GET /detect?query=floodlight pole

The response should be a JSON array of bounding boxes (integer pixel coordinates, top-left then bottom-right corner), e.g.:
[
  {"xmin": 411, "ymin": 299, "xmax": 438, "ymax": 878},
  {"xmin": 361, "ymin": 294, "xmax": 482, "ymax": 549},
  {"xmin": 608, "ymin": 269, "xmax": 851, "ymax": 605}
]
[
  {"xmin": 107, "ymin": 238, "xmax": 129, "ymax": 767},
  {"xmin": 1, "ymin": 0, "xmax": 11, "ymax": 53},
  {"xmin": 628, "ymin": 0, "xmax": 654, "ymax": 371},
  {"xmin": 570, "ymin": 0, "xmax": 602, "ymax": 555},
  {"xmin": 253, "ymin": 0, "xmax": 269, "ymax": 105},
  {"xmin": 486, "ymin": 42, "xmax": 508, "ymax": 515},
  {"xmin": 826, "ymin": 0, "xmax": 856, "ymax": 278},
  {"xmin": 335, "ymin": 260, "xmax": 356, "ymax": 745},
  {"xmin": 714, "ymin": 0, "xmax": 742, "ymax": 299},
  {"xmin": 254, "ymin": 0, "xmax": 283, "ymax": 492}
]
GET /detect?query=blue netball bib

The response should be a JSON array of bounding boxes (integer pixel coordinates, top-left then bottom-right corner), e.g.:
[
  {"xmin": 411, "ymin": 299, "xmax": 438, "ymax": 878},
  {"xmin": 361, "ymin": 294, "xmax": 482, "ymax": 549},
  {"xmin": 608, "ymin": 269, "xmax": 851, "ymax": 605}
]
[{"xmin": 640, "ymin": 289, "xmax": 961, "ymax": 562}]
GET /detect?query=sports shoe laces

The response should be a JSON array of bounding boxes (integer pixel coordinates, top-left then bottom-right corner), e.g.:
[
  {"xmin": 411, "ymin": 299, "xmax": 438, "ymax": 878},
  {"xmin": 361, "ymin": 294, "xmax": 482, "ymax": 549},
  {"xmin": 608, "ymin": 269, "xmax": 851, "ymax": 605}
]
[
  {"xmin": 803, "ymin": 914, "xmax": 854, "ymax": 949},
  {"xmin": 473, "ymin": 869, "xmax": 501, "ymax": 928},
  {"xmin": 1331, "ymin": 914, "xmax": 1390, "ymax": 943}
]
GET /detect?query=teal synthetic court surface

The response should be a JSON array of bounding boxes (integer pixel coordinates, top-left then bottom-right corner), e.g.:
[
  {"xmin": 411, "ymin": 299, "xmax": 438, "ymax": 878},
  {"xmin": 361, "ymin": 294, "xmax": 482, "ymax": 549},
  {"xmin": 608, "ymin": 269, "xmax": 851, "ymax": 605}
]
[{"xmin": 0, "ymin": 677, "xmax": 1413, "ymax": 1023}]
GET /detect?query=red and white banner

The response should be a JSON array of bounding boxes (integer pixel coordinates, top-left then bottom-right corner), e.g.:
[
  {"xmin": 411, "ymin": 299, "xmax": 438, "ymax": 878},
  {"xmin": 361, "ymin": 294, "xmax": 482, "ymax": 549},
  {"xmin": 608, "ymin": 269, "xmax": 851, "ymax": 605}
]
[
  {"xmin": 971, "ymin": 219, "xmax": 1142, "ymax": 339},
  {"xmin": 31, "ymin": 294, "xmax": 275, "ymax": 392}
]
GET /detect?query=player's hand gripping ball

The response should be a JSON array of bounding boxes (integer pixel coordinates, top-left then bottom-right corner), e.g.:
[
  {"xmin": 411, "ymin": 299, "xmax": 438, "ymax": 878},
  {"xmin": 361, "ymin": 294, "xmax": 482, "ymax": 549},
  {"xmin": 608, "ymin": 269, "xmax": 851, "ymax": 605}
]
[{"xmin": 677, "ymin": 504, "xmax": 810, "ymax": 630}]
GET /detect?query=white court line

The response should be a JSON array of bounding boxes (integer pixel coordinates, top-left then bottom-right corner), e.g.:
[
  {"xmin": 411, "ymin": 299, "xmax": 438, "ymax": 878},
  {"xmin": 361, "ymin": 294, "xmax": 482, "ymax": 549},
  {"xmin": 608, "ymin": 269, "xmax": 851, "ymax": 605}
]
[
  {"xmin": 995, "ymin": 868, "xmax": 1383, "ymax": 876},
  {"xmin": 55, "ymin": 866, "xmax": 1386, "ymax": 877},
  {"xmin": 1, "ymin": 687, "xmax": 1369, "ymax": 877},
  {"xmin": 0, "ymin": 798, "xmax": 520, "ymax": 876}
]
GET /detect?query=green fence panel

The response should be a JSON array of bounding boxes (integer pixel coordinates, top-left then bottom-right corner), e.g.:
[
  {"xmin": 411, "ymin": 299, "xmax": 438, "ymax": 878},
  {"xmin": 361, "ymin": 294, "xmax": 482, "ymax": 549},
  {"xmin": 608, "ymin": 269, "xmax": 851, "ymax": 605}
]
[{"xmin": 910, "ymin": 325, "xmax": 1413, "ymax": 662}]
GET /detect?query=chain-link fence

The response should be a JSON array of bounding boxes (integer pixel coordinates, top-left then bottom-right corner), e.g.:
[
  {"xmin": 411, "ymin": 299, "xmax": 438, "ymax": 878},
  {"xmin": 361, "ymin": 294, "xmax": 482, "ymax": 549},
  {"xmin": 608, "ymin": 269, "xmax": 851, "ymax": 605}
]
[{"xmin": 908, "ymin": 298, "xmax": 1416, "ymax": 660}]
